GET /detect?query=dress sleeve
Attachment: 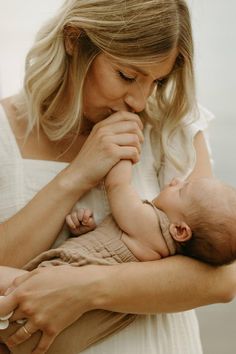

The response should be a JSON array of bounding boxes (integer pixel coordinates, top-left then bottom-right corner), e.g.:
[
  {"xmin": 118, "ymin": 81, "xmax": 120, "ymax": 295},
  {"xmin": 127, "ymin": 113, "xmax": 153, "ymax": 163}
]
[{"xmin": 153, "ymin": 105, "xmax": 215, "ymax": 190}]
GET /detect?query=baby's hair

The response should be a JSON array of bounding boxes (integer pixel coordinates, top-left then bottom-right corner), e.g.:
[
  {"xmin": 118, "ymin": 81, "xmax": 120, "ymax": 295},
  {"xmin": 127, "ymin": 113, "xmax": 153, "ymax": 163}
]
[{"xmin": 181, "ymin": 182, "xmax": 236, "ymax": 265}]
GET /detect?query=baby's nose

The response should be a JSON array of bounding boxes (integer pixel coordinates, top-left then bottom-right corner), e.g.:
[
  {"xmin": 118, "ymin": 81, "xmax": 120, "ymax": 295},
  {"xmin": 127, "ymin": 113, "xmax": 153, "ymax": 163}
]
[{"xmin": 169, "ymin": 178, "xmax": 180, "ymax": 187}]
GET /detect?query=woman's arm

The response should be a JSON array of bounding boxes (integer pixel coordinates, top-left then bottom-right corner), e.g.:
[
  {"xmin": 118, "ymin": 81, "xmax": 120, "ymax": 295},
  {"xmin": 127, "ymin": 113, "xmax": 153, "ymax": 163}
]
[
  {"xmin": 0, "ymin": 111, "xmax": 143, "ymax": 267},
  {"xmin": 1, "ymin": 258, "xmax": 235, "ymax": 353},
  {"xmin": 93, "ymin": 257, "xmax": 236, "ymax": 314},
  {"xmin": 188, "ymin": 131, "xmax": 213, "ymax": 180}
]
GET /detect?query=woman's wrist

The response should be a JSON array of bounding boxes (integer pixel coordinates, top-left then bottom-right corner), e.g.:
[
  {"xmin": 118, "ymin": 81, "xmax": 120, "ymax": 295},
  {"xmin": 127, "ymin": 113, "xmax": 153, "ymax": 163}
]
[
  {"xmin": 56, "ymin": 165, "xmax": 90, "ymax": 199},
  {"xmin": 216, "ymin": 261, "xmax": 236, "ymax": 303},
  {"xmin": 73, "ymin": 265, "xmax": 112, "ymax": 313}
]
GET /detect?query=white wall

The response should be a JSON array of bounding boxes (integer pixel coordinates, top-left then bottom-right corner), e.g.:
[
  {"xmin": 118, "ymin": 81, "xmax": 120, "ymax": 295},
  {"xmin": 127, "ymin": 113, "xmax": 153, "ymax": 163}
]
[{"xmin": 0, "ymin": 0, "xmax": 61, "ymax": 97}]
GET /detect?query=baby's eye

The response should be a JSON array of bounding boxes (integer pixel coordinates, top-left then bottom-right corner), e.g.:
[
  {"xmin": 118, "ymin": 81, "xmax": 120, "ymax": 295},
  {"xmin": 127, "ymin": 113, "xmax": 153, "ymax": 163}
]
[{"xmin": 118, "ymin": 71, "xmax": 136, "ymax": 83}]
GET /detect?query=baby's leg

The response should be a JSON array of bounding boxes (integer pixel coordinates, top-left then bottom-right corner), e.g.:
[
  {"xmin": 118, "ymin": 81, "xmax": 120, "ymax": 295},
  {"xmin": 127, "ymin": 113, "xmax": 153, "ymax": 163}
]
[{"xmin": 0, "ymin": 267, "xmax": 28, "ymax": 295}]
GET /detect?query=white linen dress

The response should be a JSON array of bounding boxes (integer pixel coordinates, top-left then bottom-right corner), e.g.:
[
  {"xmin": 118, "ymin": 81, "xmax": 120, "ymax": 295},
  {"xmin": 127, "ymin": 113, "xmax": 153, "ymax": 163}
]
[{"xmin": 0, "ymin": 103, "xmax": 213, "ymax": 354}]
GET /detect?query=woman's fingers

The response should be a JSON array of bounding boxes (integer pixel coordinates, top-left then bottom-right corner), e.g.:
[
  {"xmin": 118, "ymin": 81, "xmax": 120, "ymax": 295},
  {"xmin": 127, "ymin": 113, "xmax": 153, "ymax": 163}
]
[
  {"xmin": 94, "ymin": 120, "xmax": 144, "ymax": 144},
  {"xmin": 0, "ymin": 294, "xmax": 17, "ymax": 319},
  {"xmin": 97, "ymin": 111, "xmax": 143, "ymax": 130},
  {"xmin": 115, "ymin": 146, "xmax": 140, "ymax": 164},
  {"xmin": 106, "ymin": 133, "xmax": 142, "ymax": 153},
  {"xmin": 6, "ymin": 322, "xmax": 38, "ymax": 348},
  {"xmin": 32, "ymin": 333, "xmax": 55, "ymax": 354},
  {"xmin": 69, "ymin": 111, "xmax": 144, "ymax": 191}
]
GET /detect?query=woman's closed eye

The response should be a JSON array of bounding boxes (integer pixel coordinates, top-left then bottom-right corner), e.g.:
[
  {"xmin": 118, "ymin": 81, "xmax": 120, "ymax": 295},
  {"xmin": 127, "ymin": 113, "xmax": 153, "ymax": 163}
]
[
  {"xmin": 118, "ymin": 70, "xmax": 168, "ymax": 88},
  {"xmin": 118, "ymin": 70, "xmax": 136, "ymax": 83}
]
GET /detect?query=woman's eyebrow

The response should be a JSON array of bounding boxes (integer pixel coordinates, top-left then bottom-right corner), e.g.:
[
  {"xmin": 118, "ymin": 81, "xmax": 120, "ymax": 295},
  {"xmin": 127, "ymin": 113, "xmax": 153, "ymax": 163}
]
[
  {"xmin": 125, "ymin": 64, "xmax": 150, "ymax": 76},
  {"xmin": 127, "ymin": 64, "xmax": 172, "ymax": 82}
]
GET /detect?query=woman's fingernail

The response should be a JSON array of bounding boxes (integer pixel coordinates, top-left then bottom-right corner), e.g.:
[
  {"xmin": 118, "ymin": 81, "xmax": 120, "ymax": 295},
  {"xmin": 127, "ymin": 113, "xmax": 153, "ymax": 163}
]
[{"xmin": 0, "ymin": 320, "xmax": 9, "ymax": 330}]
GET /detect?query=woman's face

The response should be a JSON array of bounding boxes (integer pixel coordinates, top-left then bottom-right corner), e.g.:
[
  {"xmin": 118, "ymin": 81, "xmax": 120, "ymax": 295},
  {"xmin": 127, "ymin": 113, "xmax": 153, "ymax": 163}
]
[{"xmin": 82, "ymin": 49, "xmax": 178, "ymax": 123}]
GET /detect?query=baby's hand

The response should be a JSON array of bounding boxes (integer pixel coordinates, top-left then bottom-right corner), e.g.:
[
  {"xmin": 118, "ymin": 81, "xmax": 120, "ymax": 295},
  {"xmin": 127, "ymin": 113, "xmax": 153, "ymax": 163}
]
[{"xmin": 65, "ymin": 208, "xmax": 96, "ymax": 236}]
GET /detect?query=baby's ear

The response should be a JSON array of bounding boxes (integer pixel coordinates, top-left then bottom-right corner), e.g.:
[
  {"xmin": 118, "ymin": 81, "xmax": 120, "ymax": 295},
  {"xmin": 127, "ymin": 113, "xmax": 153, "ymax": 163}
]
[
  {"xmin": 63, "ymin": 25, "xmax": 82, "ymax": 55},
  {"xmin": 169, "ymin": 222, "xmax": 192, "ymax": 243}
]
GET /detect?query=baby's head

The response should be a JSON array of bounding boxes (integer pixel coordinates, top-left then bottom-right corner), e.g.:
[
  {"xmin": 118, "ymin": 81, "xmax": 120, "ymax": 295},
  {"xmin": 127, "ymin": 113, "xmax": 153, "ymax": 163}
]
[{"xmin": 154, "ymin": 177, "xmax": 236, "ymax": 265}]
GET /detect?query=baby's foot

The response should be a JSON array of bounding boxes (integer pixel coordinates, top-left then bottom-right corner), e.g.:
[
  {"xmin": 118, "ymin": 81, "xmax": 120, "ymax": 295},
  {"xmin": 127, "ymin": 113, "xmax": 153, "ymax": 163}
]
[{"xmin": 66, "ymin": 208, "xmax": 96, "ymax": 236}]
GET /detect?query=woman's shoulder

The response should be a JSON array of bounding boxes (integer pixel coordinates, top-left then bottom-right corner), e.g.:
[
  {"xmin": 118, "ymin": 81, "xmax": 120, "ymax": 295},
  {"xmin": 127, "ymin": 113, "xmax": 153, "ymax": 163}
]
[
  {"xmin": 181, "ymin": 104, "xmax": 215, "ymax": 135},
  {"xmin": 0, "ymin": 96, "xmax": 27, "ymax": 138}
]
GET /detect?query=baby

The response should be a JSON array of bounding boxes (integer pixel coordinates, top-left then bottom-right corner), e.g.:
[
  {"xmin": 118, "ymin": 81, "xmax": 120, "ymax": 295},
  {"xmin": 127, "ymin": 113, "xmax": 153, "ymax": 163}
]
[
  {"xmin": 1, "ymin": 160, "xmax": 236, "ymax": 353},
  {"xmin": 61, "ymin": 160, "xmax": 236, "ymax": 266}
]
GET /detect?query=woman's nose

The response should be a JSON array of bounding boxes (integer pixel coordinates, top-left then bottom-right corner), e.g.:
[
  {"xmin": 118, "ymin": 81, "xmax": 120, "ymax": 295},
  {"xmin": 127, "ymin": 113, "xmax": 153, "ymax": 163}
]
[{"xmin": 124, "ymin": 84, "xmax": 153, "ymax": 113}]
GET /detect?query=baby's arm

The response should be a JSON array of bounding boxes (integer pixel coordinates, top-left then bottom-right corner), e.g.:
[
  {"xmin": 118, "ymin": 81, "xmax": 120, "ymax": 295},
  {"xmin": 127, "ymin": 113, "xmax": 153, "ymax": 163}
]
[
  {"xmin": 65, "ymin": 208, "xmax": 96, "ymax": 236},
  {"xmin": 105, "ymin": 160, "xmax": 159, "ymax": 240}
]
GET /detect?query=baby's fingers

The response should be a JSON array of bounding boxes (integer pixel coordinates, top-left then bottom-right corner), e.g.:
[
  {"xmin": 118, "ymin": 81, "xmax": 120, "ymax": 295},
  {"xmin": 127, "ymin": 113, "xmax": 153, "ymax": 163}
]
[
  {"xmin": 65, "ymin": 214, "xmax": 80, "ymax": 230},
  {"xmin": 82, "ymin": 209, "xmax": 94, "ymax": 224},
  {"xmin": 86, "ymin": 216, "xmax": 96, "ymax": 229}
]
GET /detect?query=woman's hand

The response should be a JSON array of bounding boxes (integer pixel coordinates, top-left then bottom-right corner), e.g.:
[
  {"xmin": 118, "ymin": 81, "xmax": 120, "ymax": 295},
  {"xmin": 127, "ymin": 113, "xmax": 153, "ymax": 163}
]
[
  {"xmin": 0, "ymin": 266, "xmax": 97, "ymax": 354},
  {"xmin": 65, "ymin": 111, "xmax": 144, "ymax": 193}
]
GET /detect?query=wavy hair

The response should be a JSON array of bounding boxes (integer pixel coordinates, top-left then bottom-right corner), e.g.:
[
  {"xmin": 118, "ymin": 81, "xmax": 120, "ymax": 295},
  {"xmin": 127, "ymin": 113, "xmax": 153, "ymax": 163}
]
[{"xmin": 15, "ymin": 0, "xmax": 196, "ymax": 165}]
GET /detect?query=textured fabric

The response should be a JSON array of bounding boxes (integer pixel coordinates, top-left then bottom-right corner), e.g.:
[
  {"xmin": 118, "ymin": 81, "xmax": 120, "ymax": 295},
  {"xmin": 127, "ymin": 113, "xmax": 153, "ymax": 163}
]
[
  {"xmin": 24, "ymin": 215, "xmax": 138, "ymax": 270},
  {"xmin": 143, "ymin": 200, "xmax": 176, "ymax": 255},
  {"xmin": 0, "ymin": 103, "xmax": 213, "ymax": 354}
]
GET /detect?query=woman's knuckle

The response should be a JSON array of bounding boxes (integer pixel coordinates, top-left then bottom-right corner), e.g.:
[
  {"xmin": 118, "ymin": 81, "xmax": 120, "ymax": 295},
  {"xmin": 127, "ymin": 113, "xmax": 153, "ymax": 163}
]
[
  {"xmin": 15, "ymin": 290, "xmax": 26, "ymax": 303},
  {"xmin": 12, "ymin": 277, "xmax": 20, "ymax": 287},
  {"xmin": 33, "ymin": 316, "xmax": 43, "ymax": 328},
  {"xmin": 133, "ymin": 121, "xmax": 140, "ymax": 131},
  {"xmin": 132, "ymin": 134, "xmax": 139, "ymax": 144},
  {"xmin": 45, "ymin": 324, "xmax": 57, "ymax": 337},
  {"xmin": 102, "ymin": 141, "xmax": 113, "ymax": 155},
  {"xmin": 21, "ymin": 304, "xmax": 34, "ymax": 317},
  {"xmin": 14, "ymin": 332, "xmax": 23, "ymax": 342}
]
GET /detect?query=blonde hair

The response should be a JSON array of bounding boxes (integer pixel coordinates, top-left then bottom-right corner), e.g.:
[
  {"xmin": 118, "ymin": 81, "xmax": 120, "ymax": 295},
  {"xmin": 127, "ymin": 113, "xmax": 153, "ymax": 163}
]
[
  {"xmin": 181, "ymin": 180, "xmax": 236, "ymax": 266},
  {"xmin": 16, "ymin": 0, "xmax": 196, "ymax": 164}
]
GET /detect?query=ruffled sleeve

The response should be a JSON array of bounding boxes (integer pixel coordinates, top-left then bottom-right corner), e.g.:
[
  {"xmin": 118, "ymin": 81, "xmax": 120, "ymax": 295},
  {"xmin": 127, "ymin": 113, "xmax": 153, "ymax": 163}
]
[{"xmin": 151, "ymin": 105, "xmax": 215, "ymax": 190}]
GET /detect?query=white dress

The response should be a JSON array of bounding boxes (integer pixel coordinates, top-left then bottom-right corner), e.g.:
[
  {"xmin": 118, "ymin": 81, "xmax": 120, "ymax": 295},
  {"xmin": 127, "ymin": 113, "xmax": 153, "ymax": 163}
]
[{"xmin": 0, "ymin": 104, "xmax": 213, "ymax": 354}]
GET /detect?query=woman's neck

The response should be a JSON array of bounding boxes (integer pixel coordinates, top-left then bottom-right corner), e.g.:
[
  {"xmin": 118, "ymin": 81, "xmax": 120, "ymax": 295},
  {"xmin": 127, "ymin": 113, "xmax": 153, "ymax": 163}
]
[{"xmin": 1, "ymin": 96, "xmax": 87, "ymax": 163}]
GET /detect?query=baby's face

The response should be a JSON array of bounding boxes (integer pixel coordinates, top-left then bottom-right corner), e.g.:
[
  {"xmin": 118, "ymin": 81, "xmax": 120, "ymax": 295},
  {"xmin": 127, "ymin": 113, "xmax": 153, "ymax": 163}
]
[
  {"xmin": 154, "ymin": 178, "xmax": 191, "ymax": 221},
  {"xmin": 154, "ymin": 177, "xmax": 223, "ymax": 222}
]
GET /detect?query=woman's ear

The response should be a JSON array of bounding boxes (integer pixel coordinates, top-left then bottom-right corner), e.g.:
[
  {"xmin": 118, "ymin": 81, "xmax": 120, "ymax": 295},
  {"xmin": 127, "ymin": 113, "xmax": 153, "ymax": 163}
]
[
  {"xmin": 169, "ymin": 222, "xmax": 192, "ymax": 243},
  {"xmin": 63, "ymin": 26, "xmax": 81, "ymax": 55}
]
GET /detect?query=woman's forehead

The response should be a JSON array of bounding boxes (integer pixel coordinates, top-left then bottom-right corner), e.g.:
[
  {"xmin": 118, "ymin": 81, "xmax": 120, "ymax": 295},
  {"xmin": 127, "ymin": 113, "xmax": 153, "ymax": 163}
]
[{"xmin": 103, "ymin": 48, "xmax": 178, "ymax": 77}]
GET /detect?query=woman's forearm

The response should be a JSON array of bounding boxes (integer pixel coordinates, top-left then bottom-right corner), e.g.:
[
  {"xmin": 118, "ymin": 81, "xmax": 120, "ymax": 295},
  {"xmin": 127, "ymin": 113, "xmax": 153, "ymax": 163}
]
[
  {"xmin": 0, "ymin": 169, "xmax": 85, "ymax": 267},
  {"xmin": 88, "ymin": 256, "xmax": 236, "ymax": 314}
]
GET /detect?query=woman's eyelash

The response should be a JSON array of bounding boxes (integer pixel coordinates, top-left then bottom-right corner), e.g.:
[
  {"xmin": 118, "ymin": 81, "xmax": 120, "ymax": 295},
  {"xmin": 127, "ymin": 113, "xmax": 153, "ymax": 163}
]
[
  {"xmin": 155, "ymin": 78, "xmax": 168, "ymax": 88},
  {"xmin": 118, "ymin": 70, "xmax": 168, "ymax": 87},
  {"xmin": 118, "ymin": 71, "xmax": 136, "ymax": 83}
]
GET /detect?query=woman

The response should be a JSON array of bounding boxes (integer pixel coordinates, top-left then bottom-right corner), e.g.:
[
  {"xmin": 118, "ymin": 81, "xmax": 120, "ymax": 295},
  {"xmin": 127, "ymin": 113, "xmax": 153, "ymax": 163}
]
[{"xmin": 0, "ymin": 0, "xmax": 235, "ymax": 353}]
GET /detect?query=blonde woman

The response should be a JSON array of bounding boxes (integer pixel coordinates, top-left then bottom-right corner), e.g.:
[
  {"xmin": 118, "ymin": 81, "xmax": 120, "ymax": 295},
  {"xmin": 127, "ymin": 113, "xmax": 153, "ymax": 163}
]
[{"xmin": 0, "ymin": 0, "xmax": 235, "ymax": 353}]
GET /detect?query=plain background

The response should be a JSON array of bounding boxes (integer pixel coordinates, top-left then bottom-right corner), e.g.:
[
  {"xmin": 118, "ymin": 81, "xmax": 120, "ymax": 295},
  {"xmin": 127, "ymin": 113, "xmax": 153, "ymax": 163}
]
[{"xmin": 0, "ymin": 1, "xmax": 235, "ymax": 353}]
